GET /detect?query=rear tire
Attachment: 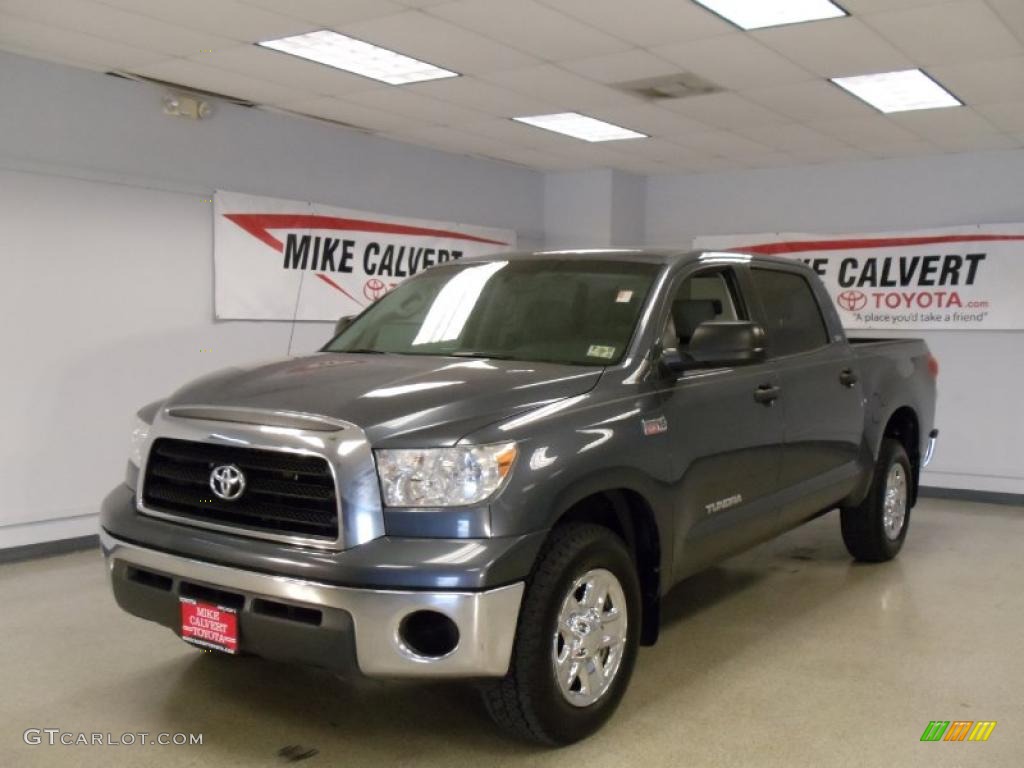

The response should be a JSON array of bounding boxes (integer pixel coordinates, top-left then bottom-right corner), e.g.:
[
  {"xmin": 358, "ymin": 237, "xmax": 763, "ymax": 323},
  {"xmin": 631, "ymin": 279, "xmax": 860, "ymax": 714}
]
[
  {"xmin": 481, "ymin": 523, "xmax": 641, "ymax": 745},
  {"xmin": 841, "ymin": 438, "xmax": 912, "ymax": 562}
]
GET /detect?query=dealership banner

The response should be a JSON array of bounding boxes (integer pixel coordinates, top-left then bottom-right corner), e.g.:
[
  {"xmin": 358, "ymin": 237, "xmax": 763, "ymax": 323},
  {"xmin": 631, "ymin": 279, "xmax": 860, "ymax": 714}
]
[
  {"xmin": 694, "ymin": 225, "xmax": 1024, "ymax": 330},
  {"xmin": 214, "ymin": 190, "xmax": 516, "ymax": 320}
]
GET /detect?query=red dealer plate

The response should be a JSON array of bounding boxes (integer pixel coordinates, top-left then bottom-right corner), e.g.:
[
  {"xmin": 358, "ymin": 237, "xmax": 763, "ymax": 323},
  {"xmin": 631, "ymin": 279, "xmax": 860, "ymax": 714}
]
[{"xmin": 180, "ymin": 598, "xmax": 238, "ymax": 654}]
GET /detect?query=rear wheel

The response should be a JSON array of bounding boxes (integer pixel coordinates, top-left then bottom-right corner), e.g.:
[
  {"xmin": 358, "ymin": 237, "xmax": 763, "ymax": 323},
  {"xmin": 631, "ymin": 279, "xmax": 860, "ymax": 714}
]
[
  {"xmin": 482, "ymin": 523, "xmax": 641, "ymax": 745},
  {"xmin": 841, "ymin": 438, "xmax": 912, "ymax": 562}
]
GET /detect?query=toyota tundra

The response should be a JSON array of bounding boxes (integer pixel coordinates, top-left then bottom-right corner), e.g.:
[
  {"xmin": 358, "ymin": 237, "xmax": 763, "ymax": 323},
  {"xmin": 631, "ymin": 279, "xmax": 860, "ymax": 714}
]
[{"xmin": 101, "ymin": 249, "xmax": 938, "ymax": 744}]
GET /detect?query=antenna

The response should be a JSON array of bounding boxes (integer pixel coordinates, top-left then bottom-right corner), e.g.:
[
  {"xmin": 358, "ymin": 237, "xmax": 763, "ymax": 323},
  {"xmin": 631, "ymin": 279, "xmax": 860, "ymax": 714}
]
[{"xmin": 286, "ymin": 268, "xmax": 306, "ymax": 357}]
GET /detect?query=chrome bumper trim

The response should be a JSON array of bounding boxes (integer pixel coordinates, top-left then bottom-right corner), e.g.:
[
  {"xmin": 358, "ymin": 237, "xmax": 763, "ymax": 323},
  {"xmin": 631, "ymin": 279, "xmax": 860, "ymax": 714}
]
[
  {"xmin": 923, "ymin": 431, "xmax": 938, "ymax": 467},
  {"xmin": 101, "ymin": 531, "xmax": 523, "ymax": 678}
]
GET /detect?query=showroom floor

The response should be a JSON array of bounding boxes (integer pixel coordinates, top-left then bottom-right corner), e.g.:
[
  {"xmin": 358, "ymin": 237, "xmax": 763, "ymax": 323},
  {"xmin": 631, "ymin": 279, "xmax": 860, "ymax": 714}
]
[{"xmin": 2, "ymin": 498, "xmax": 1019, "ymax": 767}]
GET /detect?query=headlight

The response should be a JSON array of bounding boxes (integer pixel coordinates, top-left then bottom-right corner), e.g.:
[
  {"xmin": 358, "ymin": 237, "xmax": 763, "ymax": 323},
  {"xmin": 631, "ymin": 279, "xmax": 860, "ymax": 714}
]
[
  {"xmin": 129, "ymin": 415, "xmax": 151, "ymax": 468},
  {"xmin": 375, "ymin": 442, "xmax": 517, "ymax": 507}
]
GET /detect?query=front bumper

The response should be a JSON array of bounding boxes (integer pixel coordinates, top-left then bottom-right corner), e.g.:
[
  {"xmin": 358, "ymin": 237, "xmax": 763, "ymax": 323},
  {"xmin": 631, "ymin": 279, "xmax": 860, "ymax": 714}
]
[{"xmin": 102, "ymin": 530, "xmax": 524, "ymax": 678}]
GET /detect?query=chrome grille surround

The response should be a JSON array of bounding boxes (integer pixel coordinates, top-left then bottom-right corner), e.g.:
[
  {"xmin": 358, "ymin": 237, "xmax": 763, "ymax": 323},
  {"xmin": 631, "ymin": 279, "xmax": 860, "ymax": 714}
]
[{"xmin": 135, "ymin": 407, "xmax": 385, "ymax": 550}]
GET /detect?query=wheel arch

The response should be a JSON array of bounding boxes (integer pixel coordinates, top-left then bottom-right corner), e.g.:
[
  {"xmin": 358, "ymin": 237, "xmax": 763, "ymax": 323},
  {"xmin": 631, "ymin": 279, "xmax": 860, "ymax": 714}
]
[
  {"xmin": 552, "ymin": 485, "xmax": 664, "ymax": 646},
  {"xmin": 882, "ymin": 406, "xmax": 921, "ymax": 505}
]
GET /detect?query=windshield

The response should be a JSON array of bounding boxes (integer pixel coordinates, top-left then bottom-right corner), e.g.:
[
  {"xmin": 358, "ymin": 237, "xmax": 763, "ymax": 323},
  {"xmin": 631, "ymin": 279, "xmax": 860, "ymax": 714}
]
[{"xmin": 324, "ymin": 258, "xmax": 662, "ymax": 366}]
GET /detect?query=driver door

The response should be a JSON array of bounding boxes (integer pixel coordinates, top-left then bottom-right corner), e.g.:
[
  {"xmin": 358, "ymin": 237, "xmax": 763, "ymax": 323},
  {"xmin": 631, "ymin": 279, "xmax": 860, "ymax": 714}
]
[{"xmin": 663, "ymin": 267, "xmax": 785, "ymax": 578}]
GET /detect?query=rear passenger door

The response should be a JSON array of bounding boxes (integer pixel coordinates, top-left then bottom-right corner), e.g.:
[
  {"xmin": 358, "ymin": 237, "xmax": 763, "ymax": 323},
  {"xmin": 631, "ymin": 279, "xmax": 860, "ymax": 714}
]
[{"xmin": 745, "ymin": 266, "xmax": 864, "ymax": 528}]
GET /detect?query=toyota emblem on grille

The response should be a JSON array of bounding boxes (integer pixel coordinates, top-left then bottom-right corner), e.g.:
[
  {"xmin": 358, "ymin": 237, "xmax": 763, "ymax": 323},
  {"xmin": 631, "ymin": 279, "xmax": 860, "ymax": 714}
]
[{"xmin": 209, "ymin": 464, "xmax": 246, "ymax": 501}]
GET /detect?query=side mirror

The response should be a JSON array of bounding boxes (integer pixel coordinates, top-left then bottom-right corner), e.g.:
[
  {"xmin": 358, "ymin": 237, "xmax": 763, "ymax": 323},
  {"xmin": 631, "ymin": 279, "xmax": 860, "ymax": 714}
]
[
  {"xmin": 334, "ymin": 315, "xmax": 354, "ymax": 336},
  {"xmin": 661, "ymin": 321, "xmax": 766, "ymax": 372},
  {"xmin": 688, "ymin": 321, "xmax": 766, "ymax": 367}
]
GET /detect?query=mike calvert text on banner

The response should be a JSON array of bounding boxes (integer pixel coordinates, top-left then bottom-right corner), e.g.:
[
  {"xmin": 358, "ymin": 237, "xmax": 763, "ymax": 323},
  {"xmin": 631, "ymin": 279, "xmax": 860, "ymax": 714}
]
[
  {"xmin": 214, "ymin": 190, "xmax": 517, "ymax": 321},
  {"xmin": 695, "ymin": 225, "xmax": 1024, "ymax": 330}
]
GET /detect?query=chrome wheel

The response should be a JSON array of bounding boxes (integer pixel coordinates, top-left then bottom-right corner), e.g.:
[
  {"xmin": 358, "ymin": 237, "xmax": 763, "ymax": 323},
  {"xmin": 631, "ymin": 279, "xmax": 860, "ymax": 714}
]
[
  {"xmin": 551, "ymin": 568, "xmax": 628, "ymax": 708},
  {"xmin": 882, "ymin": 463, "xmax": 908, "ymax": 540}
]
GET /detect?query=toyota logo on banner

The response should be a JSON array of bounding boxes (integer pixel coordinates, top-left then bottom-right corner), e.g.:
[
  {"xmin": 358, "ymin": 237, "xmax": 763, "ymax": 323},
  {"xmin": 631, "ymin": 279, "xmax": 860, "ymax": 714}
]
[{"xmin": 837, "ymin": 290, "xmax": 868, "ymax": 312}]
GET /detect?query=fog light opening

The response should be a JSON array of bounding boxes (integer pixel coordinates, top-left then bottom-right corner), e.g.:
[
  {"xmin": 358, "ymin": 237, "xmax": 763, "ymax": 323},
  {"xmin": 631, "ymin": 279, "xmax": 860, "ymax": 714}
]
[{"xmin": 398, "ymin": 610, "xmax": 460, "ymax": 659}]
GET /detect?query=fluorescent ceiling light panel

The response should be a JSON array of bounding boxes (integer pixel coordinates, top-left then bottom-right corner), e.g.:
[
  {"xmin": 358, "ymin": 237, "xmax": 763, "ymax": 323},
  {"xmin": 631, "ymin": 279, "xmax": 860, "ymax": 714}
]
[
  {"xmin": 831, "ymin": 69, "xmax": 961, "ymax": 113},
  {"xmin": 512, "ymin": 113, "xmax": 647, "ymax": 142},
  {"xmin": 693, "ymin": 0, "xmax": 846, "ymax": 30},
  {"xmin": 258, "ymin": 30, "xmax": 458, "ymax": 85}
]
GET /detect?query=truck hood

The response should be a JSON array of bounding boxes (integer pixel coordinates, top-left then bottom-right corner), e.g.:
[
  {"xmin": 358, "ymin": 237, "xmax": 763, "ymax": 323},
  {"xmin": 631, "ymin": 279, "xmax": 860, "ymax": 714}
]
[{"xmin": 165, "ymin": 352, "xmax": 603, "ymax": 445}]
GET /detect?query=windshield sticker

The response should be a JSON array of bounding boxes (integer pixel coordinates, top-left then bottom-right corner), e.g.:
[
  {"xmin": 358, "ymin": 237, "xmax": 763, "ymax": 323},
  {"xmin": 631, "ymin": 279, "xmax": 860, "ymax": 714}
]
[
  {"xmin": 615, "ymin": 290, "xmax": 634, "ymax": 303},
  {"xmin": 587, "ymin": 344, "xmax": 616, "ymax": 359}
]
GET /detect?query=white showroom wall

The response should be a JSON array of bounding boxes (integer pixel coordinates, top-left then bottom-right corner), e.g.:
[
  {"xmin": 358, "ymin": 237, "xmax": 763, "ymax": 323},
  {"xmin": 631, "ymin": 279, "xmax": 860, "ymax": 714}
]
[
  {"xmin": 645, "ymin": 153, "xmax": 1024, "ymax": 495},
  {"xmin": 4, "ymin": 46, "xmax": 1021, "ymax": 551},
  {"xmin": 0, "ymin": 52, "xmax": 544, "ymax": 549}
]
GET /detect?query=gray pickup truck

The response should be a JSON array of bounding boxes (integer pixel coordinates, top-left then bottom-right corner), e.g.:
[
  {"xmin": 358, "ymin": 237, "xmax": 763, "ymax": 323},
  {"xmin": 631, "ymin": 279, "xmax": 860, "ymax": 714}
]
[{"xmin": 101, "ymin": 249, "xmax": 938, "ymax": 744}]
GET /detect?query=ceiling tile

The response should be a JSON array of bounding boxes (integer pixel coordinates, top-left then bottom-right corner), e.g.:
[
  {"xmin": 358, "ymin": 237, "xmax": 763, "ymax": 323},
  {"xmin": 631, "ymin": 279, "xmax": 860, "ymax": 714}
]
[
  {"xmin": 656, "ymin": 154, "xmax": 738, "ymax": 173},
  {"xmin": 275, "ymin": 96, "xmax": 412, "ymax": 132},
  {"xmin": 927, "ymin": 132, "xmax": 1020, "ymax": 152},
  {"xmin": 473, "ymin": 145, "xmax": 592, "ymax": 170},
  {"xmin": 393, "ymin": 0, "xmax": 454, "ymax": 7},
  {"xmin": 429, "ymin": 0, "xmax": 630, "ymax": 60},
  {"xmin": 97, "ymin": 0, "xmax": 313, "ymax": 42},
  {"xmin": 928, "ymin": 56, "xmax": 1024, "ymax": 104},
  {"xmin": 339, "ymin": 11, "xmax": 539, "ymax": 75},
  {"xmin": 482, "ymin": 64, "xmax": 638, "ymax": 111},
  {"xmin": 340, "ymin": 87, "xmax": 489, "ymax": 125},
  {"xmin": 787, "ymin": 145, "xmax": 874, "ymax": 164},
  {"xmin": 888, "ymin": 106, "xmax": 1001, "ymax": 139},
  {"xmin": 459, "ymin": 117, "xmax": 650, "ymax": 164},
  {"xmin": 130, "ymin": 58, "xmax": 317, "ymax": 103},
  {"xmin": 0, "ymin": 14, "xmax": 167, "ymax": 70},
  {"xmin": 538, "ymin": 141, "xmax": 639, "ymax": 167},
  {"xmin": 862, "ymin": 0, "xmax": 1023, "ymax": 66},
  {"xmin": 741, "ymin": 151, "xmax": 800, "ymax": 169},
  {"xmin": 607, "ymin": 155, "xmax": 681, "ymax": 174},
  {"xmin": 753, "ymin": 17, "xmax": 913, "ymax": 78},
  {"xmin": 406, "ymin": 76, "xmax": 559, "ymax": 117},
  {"xmin": 585, "ymin": 102, "xmax": 710, "ymax": 137},
  {"xmin": 840, "ymin": 0, "xmax": 949, "ymax": 11},
  {"xmin": 383, "ymin": 125, "xmax": 524, "ymax": 160},
  {"xmin": 191, "ymin": 45, "xmax": 382, "ymax": 96},
  {"xmin": 743, "ymin": 80, "xmax": 878, "ymax": 122},
  {"xmin": 869, "ymin": 139, "xmax": 942, "ymax": 158},
  {"xmin": 237, "ymin": 0, "xmax": 404, "ymax": 26},
  {"xmin": 732, "ymin": 122, "xmax": 854, "ymax": 153},
  {"xmin": 653, "ymin": 34, "xmax": 813, "ymax": 91},
  {"xmin": 606, "ymin": 137, "xmax": 707, "ymax": 162},
  {"xmin": 539, "ymin": 0, "xmax": 735, "ymax": 47},
  {"xmin": 670, "ymin": 130, "xmax": 775, "ymax": 160},
  {"xmin": 986, "ymin": 0, "xmax": 1024, "ymax": 46},
  {"xmin": 559, "ymin": 49, "xmax": 682, "ymax": 84},
  {"xmin": 457, "ymin": 116, "xmax": 604, "ymax": 153},
  {"xmin": 0, "ymin": 0, "xmax": 237, "ymax": 56},
  {"xmin": 973, "ymin": 101, "xmax": 1024, "ymax": 132},
  {"xmin": 0, "ymin": 41, "xmax": 106, "ymax": 71},
  {"xmin": 807, "ymin": 115, "xmax": 922, "ymax": 147},
  {"xmin": 659, "ymin": 92, "xmax": 789, "ymax": 130}
]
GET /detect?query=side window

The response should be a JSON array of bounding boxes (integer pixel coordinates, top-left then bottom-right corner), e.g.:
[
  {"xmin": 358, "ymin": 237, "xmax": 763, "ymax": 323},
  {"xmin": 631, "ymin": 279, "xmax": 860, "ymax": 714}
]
[
  {"xmin": 665, "ymin": 271, "xmax": 743, "ymax": 349},
  {"xmin": 749, "ymin": 268, "xmax": 829, "ymax": 357}
]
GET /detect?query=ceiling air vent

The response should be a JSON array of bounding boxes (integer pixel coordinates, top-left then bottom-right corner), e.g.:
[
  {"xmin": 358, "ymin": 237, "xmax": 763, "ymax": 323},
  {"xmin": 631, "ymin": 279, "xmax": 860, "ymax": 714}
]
[{"xmin": 613, "ymin": 73, "xmax": 722, "ymax": 101}]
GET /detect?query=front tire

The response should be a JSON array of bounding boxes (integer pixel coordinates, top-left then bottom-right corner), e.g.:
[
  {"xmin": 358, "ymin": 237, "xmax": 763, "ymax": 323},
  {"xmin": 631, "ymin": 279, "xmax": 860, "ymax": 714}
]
[
  {"xmin": 841, "ymin": 438, "xmax": 912, "ymax": 562},
  {"xmin": 482, "ymin": 523, "xmax": 641, "ymax": 745}
]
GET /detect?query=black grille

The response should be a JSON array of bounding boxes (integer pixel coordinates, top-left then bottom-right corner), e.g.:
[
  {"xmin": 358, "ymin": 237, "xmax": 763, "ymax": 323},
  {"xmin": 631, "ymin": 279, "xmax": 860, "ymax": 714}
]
[{"xmin": 142, "ymin": 438, "xmax": 338, "ymax": 540}]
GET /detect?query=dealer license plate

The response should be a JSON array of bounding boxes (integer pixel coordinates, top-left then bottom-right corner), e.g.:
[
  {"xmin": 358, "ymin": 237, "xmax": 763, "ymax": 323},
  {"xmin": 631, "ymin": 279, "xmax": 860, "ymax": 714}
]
[{"xmin": 180, "ymin": 598, "xmax": 238, "ymax": 654}]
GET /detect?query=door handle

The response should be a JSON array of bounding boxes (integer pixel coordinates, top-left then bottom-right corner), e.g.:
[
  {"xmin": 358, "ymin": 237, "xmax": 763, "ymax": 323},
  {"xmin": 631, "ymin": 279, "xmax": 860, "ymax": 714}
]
[
  {"xmin": 753, "ymin": 384, "xmax": 781, "ymax": 405},
  {"xmin": 839, "ymin": 368, "xmax": 859, "ymax": 387}
]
